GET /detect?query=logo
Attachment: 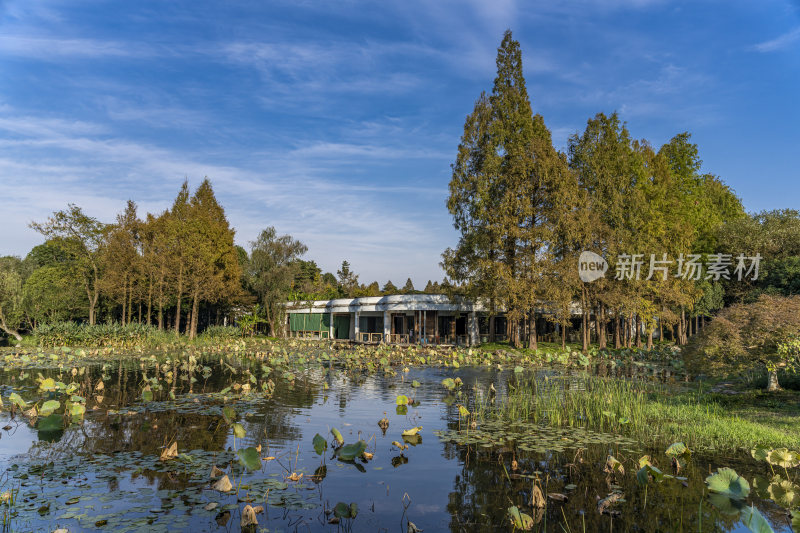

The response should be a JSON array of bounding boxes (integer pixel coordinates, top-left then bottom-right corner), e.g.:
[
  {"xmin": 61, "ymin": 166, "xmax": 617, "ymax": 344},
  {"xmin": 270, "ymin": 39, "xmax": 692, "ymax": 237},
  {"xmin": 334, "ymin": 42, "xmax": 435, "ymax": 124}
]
[{"xmin": 578, "ymin": 251, "xmax": 608, "ymax": 282}]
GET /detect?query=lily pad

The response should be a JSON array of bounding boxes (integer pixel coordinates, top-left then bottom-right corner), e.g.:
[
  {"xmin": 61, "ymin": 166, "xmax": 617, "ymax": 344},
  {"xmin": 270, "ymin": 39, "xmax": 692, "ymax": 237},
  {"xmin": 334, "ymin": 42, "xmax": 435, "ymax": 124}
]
[
  {"xmin": 706, "ymin": 468, "xmax": 750, "ymax": 500},
  {"xmin": 336, "ymin": 440, "xmax": 367, "ymax": 461},
  {"xmin": 237, "ymin": 447, "xmax": 261, "ymax": 471}
]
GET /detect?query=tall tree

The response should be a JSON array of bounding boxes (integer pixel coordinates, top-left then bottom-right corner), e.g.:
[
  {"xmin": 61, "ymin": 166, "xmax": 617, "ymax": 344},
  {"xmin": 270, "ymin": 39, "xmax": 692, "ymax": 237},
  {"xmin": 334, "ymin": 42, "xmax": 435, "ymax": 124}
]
[
  {"xmin": 0, "ymin": 257, "xmax": 25, "ymax": 341},
  {"xmin": 184, "ymin": 179, "xmax": 241, "ymax": 339},
  {"xmin": 402, "ymin": 278, "xmax": 415, "ymax": 293},
  {"xmin": 248, "ymin": 227, "xmax": 307, "ymax": 336},
  {"xmin": 30, "ymin": 205, "xmax": 106, "ymax": 324},
  {"xmin": 336, "ymin": 261, "xmax": 359, "ymax": 297}
]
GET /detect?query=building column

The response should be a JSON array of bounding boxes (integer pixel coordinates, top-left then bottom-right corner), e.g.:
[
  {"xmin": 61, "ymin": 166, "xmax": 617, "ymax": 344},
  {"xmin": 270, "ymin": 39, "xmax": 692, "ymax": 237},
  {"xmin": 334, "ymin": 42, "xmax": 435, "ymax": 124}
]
[
  {"xmin": 329, "ymin": 313, "xmax": 334, "ymax": 340},
  {"xmin": 468, "ymin": 311, "xmax": 479, "ymax": 346},
  {"xmin": 383, "ymin": 311, "xmax": 390, "ymax": 343},
  {"xmin": 354, "ymin": 311, "xmax": 360, "ymax": 341}
]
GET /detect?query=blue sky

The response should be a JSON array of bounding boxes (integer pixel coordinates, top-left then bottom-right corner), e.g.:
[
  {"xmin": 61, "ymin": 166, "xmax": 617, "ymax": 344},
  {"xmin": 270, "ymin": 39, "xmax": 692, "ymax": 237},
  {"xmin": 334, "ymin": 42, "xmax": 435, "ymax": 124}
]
[{"xmin": 1, "ymin": 0, "xmax": 798, "ymax": 286}]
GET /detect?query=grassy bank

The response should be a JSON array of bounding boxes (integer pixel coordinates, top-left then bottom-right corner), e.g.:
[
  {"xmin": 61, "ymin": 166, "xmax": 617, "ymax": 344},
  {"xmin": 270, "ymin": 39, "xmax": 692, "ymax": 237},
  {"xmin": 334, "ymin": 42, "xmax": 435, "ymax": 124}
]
[{"xmin": 480, "ymin": 375, "xmax": 800, "ymax": 452}]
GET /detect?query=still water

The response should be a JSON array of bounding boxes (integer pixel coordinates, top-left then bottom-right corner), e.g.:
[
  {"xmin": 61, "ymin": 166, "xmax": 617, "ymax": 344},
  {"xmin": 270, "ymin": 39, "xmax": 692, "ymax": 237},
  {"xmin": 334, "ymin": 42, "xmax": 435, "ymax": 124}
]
[{"xmin": 0, "ymin": 354, "xmax": 791, "ymax": 532}]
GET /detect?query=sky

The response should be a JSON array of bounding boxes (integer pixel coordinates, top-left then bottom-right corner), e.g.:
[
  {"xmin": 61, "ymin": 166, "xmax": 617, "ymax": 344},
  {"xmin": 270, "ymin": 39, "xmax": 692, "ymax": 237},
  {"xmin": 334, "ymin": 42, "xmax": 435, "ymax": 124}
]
[{"xmin": 1, "ymin": 0, "xmax": 799, "ymax": 287}]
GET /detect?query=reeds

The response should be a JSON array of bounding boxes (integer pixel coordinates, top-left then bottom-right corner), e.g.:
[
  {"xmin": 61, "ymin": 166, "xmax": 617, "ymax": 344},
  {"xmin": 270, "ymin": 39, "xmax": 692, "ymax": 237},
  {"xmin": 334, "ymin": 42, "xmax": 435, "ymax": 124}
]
[{"xmin": 480, "ymin": 374, "xmax": 800, "ymax": 452}]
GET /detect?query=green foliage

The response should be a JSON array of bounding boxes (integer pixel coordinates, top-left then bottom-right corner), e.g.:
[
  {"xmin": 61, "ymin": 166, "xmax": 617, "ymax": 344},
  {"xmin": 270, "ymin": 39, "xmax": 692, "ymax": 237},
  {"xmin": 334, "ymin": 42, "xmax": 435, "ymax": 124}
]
[
  {"xmin": 198, "ymin": 326, "xmax": 241, "ymax": 339},
  {"xmin": 691, "ymin": 294, "xmax": 800, "ymax": 389},
  {"xmin": 31, "ymin": 322, "xmax": 178, "ymax": 348}
]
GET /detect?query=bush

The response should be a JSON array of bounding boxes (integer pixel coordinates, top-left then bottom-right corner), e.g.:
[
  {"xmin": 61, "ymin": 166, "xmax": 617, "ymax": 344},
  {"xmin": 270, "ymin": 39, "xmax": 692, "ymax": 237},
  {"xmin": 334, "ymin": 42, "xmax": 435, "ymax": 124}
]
[
  {"xmin": 32, "ymin": 322, "xmax": 178, "ymax": 348},
  {"xmin": 198, "ymin": 325, "xmax": 241, "ymax": 339}
]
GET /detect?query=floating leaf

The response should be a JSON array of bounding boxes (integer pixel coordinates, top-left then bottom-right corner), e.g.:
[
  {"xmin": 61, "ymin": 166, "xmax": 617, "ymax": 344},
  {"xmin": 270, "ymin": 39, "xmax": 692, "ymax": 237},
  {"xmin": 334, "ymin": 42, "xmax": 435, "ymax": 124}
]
[
  {"xmin": 212, "ymin": 475, "xmax": 233, "ymax": 492},
  {"xmin": 411, "ymin": 380, "xmax": 421, "ymax": 388},
  {"xmin": 396, "ymin": 395, "xmax": 409, "ymax": 406},
  {"xmin": 336, "ymin": 440, "xmax": 367, "ymax": 461},
  {"xmin": 39, "ymin": 378, "xmax": 56, "ymax": 392},
  {"xmin": 313, "ymin": 433, "xmax": 327, "ymax": 455},
  {"xmin": 441, "ymin": 378, "xmax": 456, "ymax": 391},
  {"xmin": 160, "ymin": 441, "xmax": 178, "ymax": 461},
  {"xmin": 401, "ymin": 426, "xmax": 422, "ymax": 436},
  {"xmin": 333, "ymin": 502, "xmax": 357, "ymax": 519},
  {"xmin": 706, "ymin": 468, "xmax": 750, "ymax": 500},
  {"xmin": 507, "ymin": 506, "xmax": 534, "ymax": 530},
  {"xmin": 237, "ymin": 447, "xmax": 262, "ymax": 471},
  {"xmin": 39, "ymin": 400, "xmax": 60, "ymax": 416}
]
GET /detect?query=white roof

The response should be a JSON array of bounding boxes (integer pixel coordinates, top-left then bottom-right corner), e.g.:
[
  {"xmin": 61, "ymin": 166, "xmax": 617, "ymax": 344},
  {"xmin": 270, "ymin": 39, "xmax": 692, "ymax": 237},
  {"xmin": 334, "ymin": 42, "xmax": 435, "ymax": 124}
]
[{"xmin": 285, "ymin": 294, "xmax": 484, "ymax": 313}]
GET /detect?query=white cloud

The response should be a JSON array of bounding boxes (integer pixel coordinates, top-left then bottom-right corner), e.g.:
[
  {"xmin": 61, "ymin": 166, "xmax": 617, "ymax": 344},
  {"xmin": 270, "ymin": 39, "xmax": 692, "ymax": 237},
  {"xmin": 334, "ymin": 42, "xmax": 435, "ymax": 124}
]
[{"xmin": 753, "ymin": 26, "xmax": 800, "ymax": 52}]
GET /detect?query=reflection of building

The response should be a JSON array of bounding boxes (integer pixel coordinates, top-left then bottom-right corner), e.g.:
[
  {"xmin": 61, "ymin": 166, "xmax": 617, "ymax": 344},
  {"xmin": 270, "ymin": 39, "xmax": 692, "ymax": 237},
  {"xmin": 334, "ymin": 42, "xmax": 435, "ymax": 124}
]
[{"xmin": 286, "ymin": 295, "xmax": 483, "ymax": 345}]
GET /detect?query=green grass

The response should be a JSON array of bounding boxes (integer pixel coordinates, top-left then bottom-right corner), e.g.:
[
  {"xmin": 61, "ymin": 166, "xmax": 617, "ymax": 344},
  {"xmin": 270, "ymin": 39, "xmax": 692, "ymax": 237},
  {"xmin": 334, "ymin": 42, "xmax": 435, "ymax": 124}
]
[{"xmin": 481, "ymin": 375, "xmax": 800, "ymax": 452}]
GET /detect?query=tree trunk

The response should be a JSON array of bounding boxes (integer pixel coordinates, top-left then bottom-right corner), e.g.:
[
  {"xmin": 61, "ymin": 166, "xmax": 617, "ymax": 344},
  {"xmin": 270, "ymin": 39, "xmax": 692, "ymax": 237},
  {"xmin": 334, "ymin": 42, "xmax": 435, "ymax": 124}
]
[
  {"xmin": 489, "ymin": 315, "xmax": 496, "ymax": 344},
  {"xmin": 613, "ymin": 313, "xmax": 621, "ymax": 349},
  {"xmin": 190, "ymin": 290, "xmax": 199, "ymax": 339},
  {"xmin": 527, "ymin": 311, "xmax": 537, "ymax": 351},
  {"xmin": 598, "ymin": 306, "xmax": 607, "ymax": 350},
  {"xmin": 646, "ymin": 329, "xmax": 653, "ymax": 350},
  {"xmin": 0, "ymin": 308, "xmax": 22, "ymax": 342},
  {"xmin": 766, "ymin": 368, "xmax": 781, "ymax": 391},
  {"xmin": 147, "ymin": 279, "xmax": 153, "ymax": 326},
  {"xmin": 561, "ymin": 322, "xmax": 566, "ymax": 349},
  {"xmin": 174, "ymin": 263, "xmax": 184, "ymax": 334},
  {"xmin": 635, "ymin": 314, "xmax": 642, "ymax": 348},
  {"xmin": 580, "ymin": 285, "xmax": 589, "ymax": 354}
]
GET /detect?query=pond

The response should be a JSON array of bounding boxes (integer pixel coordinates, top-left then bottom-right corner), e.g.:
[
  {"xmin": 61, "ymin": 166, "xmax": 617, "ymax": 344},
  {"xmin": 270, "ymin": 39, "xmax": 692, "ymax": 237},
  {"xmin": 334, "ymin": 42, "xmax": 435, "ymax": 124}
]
[{"xmin": 0, "ymin": 343, "xmax": 793, "ymax": 532}]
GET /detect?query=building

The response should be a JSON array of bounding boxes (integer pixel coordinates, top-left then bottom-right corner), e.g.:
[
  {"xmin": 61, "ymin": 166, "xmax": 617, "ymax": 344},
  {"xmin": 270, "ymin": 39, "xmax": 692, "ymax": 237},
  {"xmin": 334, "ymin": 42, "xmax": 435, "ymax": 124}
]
[{"xmin": 285, "ymin": 294, "xmax": 508, "ymax": 346}]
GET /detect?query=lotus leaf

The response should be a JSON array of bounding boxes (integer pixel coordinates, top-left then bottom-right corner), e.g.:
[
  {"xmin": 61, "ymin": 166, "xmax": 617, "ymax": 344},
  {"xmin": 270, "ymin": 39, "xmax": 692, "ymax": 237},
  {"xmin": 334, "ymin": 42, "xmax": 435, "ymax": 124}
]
[
  {"xmin": 767, "ymin": 479, "xmax": 800, "ymax": 509},
  {"xmin": 8, "ymin": 392, "xmax": 26, "ymax": 409},
  {"xmin": 39, "ymin": 378, "xmax": 56, "ymax": 392},
  {"xmin": 233, "ymin": 423, "xmax": 246, "ymax": 438},
  {"xmin": 237, "ymin": 447, "xmax": 261, "ymax": 471},
  {"xmin": 401, "ymin": 426, "xmax": 422, "ymax": 436},
  {"xmin": 313, "ymin": 433, "xmax": 327, "ymax": 455},
  {"xmin": 396, "ymin": 395, "xmax": 409, "ymax": 406},
  {"xmin": 39, "ymin": 400, "xmax": 60, "ymax": 416},
  {"xmin": 751, "ymin": 445, "xmax": 770, "ymax": 462},
  {"xmin": 767, "ymin": 448, "xmax": 799, "ymax": 469},
  {"xmin": 740, "ymin": 505, "xmax": 775, "ymax": 533},
  {"xmin": 336, "ymin": 440, "xmax": 367, "ymax": 461},
  {"xmin": 706, "ymin": 468, "xmax": 750, "ymax": 500},
  {"xmin": 507, "ymin": 506, "xmax": 533, "ymax": 530},
  {"xmin": 331, "ymin": 428, "xmax": 344, "ymax": 446}
]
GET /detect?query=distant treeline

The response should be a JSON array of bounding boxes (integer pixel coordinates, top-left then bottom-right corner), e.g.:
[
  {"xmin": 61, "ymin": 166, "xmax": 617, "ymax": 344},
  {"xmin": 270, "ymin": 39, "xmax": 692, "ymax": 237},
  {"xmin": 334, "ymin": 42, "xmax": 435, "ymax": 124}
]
[{"xmin": 0, "ymin": 179, "xmax": 445, "ymax": 342}]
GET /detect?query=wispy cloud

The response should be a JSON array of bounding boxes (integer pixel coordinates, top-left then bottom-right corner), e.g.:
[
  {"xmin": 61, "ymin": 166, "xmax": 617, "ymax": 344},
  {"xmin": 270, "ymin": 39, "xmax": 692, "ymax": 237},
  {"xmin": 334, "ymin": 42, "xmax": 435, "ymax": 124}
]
[
  {"xmin": 0, "ymin": 35, "xmax": 158, "ymax": 59},
  {"xmin": 753, "ymin": 26, "xmax": 800, "ymax": 52}
]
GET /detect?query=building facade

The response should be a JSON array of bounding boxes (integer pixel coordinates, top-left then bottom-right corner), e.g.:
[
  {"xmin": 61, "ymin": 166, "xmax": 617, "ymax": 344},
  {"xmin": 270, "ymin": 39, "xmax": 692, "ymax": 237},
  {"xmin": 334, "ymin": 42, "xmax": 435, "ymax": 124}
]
[{"xmin": 285, "ymin": 294, "xmax": 497, "ymax": 346}]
